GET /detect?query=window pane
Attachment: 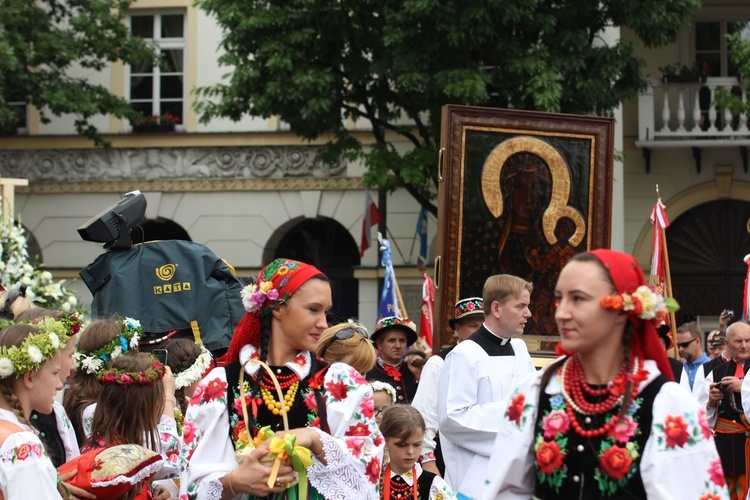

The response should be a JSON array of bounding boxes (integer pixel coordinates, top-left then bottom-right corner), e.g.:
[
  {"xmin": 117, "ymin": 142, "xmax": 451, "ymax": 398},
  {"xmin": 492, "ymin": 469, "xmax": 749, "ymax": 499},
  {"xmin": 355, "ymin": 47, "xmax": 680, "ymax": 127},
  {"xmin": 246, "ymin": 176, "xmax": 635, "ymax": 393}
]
[
  {"xmin": 160, "ymin": 101, "xmax": 183, "ymax": 124},
  {"xmin": 11, "ymin": 104, "xmax": 26, "ymax": 128},
  {"xmin": 161, "ymin": 15, "xmax": 184, "ymax": 38},
  {"xmin": 130, "ymin": 60, "xmax": 154, "ymax": 75},
  {"xmin": 696, "ymin": 22, "xmax": 720, "ymax": 51},
  {"xmin": 131, "ymin": 16, "xmax": 154, "ymax": 39},
  {"xmin": 161, "ymin": 75, "xmax": 183, "ymax": 99},
  {"xmin": 131, "ymin": 102, "xmax": 153, "ymax": 124},
  {"xmin": 130, "ymin": 76, "xmax": 154, "ymax": 100},
  {"xmin": 696, "ymin": 53, "xmax": 721, "ymax": 76},
  {"xmin": 161, "ymin": 50, "xmax": 184, "ymax": 73}
]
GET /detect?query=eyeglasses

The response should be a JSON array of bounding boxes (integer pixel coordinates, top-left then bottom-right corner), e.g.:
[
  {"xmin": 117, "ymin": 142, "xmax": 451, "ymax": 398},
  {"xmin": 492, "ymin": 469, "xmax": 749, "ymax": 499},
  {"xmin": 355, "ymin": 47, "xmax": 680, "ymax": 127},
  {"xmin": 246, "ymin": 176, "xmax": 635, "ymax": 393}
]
[
  {"xmin": 677, "ymin": 339, "xmax": 697, "ymax": 349},
  {"xmin": 320, "ymin": 326, "xmax": 369, "ymax": 358}
]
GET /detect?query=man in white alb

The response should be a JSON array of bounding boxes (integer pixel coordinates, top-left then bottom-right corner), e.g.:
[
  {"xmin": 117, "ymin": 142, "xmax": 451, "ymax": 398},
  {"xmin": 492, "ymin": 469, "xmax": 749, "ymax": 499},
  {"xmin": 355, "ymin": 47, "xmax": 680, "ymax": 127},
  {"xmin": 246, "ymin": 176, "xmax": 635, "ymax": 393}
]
[{"xmin": 437, "ymin": 274, "xmax": 535, "ymax": 499}]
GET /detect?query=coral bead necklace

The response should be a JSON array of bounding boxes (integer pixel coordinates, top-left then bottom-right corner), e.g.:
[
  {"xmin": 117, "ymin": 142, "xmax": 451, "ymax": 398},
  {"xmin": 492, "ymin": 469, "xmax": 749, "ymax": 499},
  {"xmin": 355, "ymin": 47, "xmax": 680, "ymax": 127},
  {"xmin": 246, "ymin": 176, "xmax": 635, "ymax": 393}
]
[
  {"xmin": 382, "ymin": 464, "xmax": 418, "ymax": 500},
  {"xmin": 559, "ymin": 355, "xmax": 644, "ymax": 439},
  {"xmin": 259, "ymin": 369, "xmax": 300, "ymax": 415}
]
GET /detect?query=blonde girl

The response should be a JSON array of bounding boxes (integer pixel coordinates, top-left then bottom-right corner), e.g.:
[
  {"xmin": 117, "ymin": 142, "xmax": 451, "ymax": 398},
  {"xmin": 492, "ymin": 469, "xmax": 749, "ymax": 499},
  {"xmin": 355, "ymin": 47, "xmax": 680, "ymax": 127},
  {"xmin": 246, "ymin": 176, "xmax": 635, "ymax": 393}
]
[
  {"xmin": 316, "ymin": 321, "xmax": 376, "ymax": 374},
  {"xmin": 0, "ymin": 322, "xmax": 68, "ymax": 499}
]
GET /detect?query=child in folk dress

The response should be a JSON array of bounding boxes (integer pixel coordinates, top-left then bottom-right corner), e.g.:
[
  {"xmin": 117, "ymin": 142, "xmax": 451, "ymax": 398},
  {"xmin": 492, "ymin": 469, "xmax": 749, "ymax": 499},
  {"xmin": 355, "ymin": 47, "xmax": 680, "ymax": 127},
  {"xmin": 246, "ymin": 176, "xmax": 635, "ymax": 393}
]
[{"xmin": 379, "ymin": 405, "xmax": 456, "ymax": 500}]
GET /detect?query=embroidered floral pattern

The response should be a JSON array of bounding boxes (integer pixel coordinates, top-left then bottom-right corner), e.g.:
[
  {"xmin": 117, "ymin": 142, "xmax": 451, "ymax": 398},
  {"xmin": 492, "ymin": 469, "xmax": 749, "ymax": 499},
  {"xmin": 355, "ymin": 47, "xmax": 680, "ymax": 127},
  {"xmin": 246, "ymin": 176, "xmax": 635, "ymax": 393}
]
[
  {"xmin": 1, "ymin": 441, "xmax": 45, "ymax": 463},
  {"xmin": 654, "ymin": 412, "xmax": 702, "ymax": 451},
  {"xmin": 534, "ymin": 392, "xmax": 645, "ymax": 496},
  {"xmin": 507, "ymin": 390, "xmax": 534, "ymax": 428}
]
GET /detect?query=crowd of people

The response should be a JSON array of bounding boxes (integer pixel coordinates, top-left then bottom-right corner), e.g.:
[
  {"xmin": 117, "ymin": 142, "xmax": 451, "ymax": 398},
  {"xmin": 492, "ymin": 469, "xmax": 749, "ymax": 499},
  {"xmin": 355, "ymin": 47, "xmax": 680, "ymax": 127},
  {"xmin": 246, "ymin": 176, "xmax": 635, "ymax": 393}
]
[{"xmin": 0, "ymin": 251, "xmax": 741, "ymax": 499}]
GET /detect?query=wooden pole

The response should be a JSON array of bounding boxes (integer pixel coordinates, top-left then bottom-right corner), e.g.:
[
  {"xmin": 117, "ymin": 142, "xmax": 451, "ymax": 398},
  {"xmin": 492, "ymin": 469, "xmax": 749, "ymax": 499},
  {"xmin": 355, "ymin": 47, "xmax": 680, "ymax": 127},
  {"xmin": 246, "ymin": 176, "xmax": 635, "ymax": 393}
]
[
  {"xmin": 392, "ymin": 265, "xmax": 409, "ymax": 320},
  {"xmin": 661, "ymin": 227, "xmax": 679, "ymax": 359}
]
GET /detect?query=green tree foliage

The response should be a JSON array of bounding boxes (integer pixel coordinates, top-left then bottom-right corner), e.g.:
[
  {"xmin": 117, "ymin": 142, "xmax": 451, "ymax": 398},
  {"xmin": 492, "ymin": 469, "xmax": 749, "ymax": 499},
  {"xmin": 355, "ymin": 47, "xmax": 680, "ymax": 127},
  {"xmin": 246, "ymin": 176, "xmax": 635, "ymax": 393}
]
[
  {"xmin": 714, "ymin": 31, "xmax": 750, "ymax": 117},
  {"xmin": 197, "ymin": 0, "xmax": 699, "ymax": 214},
  {"xmin": 0, "ymin": 0, "xmax": 158, "ymax": 144}
]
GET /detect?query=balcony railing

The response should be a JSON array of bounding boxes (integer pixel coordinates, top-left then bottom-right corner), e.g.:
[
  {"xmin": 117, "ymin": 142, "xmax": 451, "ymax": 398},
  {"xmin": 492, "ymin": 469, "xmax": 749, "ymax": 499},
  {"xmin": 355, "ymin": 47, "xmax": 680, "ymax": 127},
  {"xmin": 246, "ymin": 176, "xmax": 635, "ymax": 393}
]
[{"xmin": 636, "ymin": 77, "xmax": 750, "ymax": 172}]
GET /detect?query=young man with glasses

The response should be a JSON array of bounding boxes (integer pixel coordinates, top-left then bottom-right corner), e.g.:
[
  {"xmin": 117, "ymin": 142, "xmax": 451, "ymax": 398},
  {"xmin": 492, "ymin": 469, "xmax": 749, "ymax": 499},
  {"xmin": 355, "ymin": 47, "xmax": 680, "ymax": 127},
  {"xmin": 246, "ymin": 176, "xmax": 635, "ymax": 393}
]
[{"xmin": 676, "ymin": 321, "xmax": 710, "ymax": 390}]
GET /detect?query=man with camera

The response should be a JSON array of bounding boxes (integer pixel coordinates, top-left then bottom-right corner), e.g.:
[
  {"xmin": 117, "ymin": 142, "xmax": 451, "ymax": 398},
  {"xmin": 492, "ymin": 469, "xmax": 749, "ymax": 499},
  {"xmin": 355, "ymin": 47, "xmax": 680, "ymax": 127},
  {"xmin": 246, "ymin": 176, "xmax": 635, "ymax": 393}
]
[{"xmin": 707, "ymin": 320, "xmax": 750, "ymax": 499}]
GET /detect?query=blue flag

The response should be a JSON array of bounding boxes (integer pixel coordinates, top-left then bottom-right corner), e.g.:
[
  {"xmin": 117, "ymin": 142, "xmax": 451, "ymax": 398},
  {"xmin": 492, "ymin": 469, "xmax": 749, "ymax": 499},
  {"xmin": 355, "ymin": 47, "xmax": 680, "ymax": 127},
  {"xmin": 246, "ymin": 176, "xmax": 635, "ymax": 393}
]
[
  {"xmin": 416, "ymin": 208, "xmax": 428, "ymax": 260},
  {"xmin": 378, "ymin": 237, "xmax": 401, "ymax": 320}
]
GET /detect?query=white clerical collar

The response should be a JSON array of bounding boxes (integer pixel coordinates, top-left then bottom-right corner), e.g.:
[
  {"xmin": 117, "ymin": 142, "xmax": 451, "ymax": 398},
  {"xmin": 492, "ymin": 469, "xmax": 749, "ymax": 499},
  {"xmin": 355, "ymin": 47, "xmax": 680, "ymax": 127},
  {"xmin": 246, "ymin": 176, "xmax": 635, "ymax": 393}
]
[{"xmin": 483, "ymin": 322, "xmax": 510, "ymax": 345}]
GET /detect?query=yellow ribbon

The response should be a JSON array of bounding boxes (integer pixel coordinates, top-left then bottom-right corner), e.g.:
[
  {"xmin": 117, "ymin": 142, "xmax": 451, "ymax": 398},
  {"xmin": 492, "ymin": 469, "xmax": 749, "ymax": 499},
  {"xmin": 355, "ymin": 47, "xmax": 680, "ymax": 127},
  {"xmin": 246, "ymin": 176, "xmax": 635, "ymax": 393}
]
[{"xmin": 266, "ymin": 434, "xmax": 313, "ymax": 498}]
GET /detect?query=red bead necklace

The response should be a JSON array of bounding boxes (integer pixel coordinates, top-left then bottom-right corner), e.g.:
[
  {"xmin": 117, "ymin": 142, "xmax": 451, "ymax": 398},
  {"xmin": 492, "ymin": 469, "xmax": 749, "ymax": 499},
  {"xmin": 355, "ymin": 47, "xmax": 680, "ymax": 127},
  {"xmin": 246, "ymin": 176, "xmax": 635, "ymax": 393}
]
[
  {"xmin": 559, "ymin": 355, "xmax": 644, "ymax": 439},
  {"xmin": 259, "ymin": 369, "xmax": 299, "ymax": 390},
  {"xmin": 382, "ymin": 464, "xmax": 417, "ymax": 500}
]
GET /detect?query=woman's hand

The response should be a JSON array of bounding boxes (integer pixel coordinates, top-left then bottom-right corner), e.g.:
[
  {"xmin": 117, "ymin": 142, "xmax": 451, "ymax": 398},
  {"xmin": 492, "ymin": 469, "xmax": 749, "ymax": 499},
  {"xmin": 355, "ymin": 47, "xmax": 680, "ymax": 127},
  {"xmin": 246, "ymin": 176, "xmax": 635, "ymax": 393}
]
[
  {"xmin": 152, "ymin": 484, "xmax": 172, "ymax": 500},
  {"xmin": 58, "ymin": 469, "xmax": 96, "ymax": 499},
  {"xmin": 162, "ymin": 366, "xmax": 176, "ymax": 400},
  {"xmin": 274, "ymin": 427, "xmax": 323, "ymax": 458},
  {"xmin": 226, "ymin": 443, "xmax": 296, "ymax": 498}
]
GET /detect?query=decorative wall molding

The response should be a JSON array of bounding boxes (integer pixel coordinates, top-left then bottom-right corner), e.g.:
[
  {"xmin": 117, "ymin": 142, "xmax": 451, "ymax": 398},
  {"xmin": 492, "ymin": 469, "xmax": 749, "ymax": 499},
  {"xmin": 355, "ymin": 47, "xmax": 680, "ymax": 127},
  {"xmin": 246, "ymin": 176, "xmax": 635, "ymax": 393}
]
[
  {"xmin": 14, "ymin": 177, "xmax": 364, "ymax": 194},
  {"xmin": 0, "ymin": 145, "xmax": 345, "ymax": 183}
]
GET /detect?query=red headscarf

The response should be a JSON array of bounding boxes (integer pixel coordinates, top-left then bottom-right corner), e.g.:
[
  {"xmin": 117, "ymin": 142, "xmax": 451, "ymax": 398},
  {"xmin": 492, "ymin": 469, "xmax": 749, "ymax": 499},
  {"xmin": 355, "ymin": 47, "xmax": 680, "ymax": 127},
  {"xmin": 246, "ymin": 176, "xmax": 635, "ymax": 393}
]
[
  {"xmin": 589, "ymin": 249, "xmax": 674, "ymax": 381},
  {"xmin": 225, "ymin": 258, "xmax": 324, "ymax": 363}
]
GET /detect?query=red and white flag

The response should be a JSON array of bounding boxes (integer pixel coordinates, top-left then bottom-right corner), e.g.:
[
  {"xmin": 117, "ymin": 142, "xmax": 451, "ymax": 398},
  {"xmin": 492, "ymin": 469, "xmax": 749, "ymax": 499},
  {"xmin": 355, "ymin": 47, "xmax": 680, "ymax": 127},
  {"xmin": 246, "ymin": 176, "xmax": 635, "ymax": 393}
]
[
  {"xmin": 418, "ymin": 274, "xmax": 434, "ymax": 354},
  {"xmin": 649, "ymin": 198, "xmax": 670, "ymax": 292},
  {"xmin": 360, "ymin": 189, "xmax": 382, "ymax": 257}
]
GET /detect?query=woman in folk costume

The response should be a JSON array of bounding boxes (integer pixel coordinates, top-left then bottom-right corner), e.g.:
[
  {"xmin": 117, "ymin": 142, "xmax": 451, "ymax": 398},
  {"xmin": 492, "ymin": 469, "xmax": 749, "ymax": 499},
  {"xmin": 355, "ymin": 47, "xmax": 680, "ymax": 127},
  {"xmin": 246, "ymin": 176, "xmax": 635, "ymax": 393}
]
[
  {"xmin": 482, "ymin": 250, "xmax": 728, "ymax": 500},
  {"xmin": 181, "ymin": 258, "xmax": 384, "ymax": 499},
  {"xmin": 0, "ymin": 321, "xmax": 70, "ymax": 499}
]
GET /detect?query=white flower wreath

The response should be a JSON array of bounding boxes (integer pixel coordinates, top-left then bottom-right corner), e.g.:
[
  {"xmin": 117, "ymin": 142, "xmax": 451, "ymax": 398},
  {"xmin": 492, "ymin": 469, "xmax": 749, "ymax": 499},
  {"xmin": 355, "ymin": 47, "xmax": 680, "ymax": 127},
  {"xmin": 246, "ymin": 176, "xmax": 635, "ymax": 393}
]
[
  {"xmin": 174, "ymin": 346, "xmax": 213, "ymax": 390},
  {"xmin": 370, "ymin": 380, "xmax": 397, "ymax": 404}
]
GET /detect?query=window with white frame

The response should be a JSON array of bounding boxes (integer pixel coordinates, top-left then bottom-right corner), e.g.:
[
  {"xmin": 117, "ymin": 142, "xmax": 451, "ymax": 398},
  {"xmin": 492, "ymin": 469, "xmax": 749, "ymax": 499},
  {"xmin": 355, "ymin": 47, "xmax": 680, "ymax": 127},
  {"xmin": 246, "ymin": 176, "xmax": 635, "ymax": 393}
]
[
  {"xmin": 128, "ymin": 12, "xmax": 185, "ymax": 128},
  {"xmin": 695, "ymin": 20, "xmax": 750, "ymax": 77}
]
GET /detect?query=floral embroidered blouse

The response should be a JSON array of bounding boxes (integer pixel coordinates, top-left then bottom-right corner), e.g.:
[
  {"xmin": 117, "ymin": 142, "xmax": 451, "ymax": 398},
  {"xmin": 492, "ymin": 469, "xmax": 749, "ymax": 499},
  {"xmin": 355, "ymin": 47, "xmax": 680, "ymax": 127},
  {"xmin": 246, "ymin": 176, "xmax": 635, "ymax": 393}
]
[
  {"xmin": 180, "ymin": 345, "xmax": 384, "ymax": 500},
  {"xmin": 481, "ymin": 359, "xmax": 729, "ymax": 500},
  {"xmin": 0, "ymin": 408, "xmax": 60, "ymax": 499}
]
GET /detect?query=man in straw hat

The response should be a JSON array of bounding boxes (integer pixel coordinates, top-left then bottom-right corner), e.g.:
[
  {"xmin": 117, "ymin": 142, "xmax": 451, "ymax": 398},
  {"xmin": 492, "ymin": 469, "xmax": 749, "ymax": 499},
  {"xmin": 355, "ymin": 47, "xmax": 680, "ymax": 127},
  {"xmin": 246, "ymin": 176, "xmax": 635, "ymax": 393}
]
[
  {"xmin": 438, "ymin": 274, "xmax": 535, "ymax": 498},
  {"xmin": 412, "ymin": 297, "xmax": 484, "ymax": 476},
  {"xmin": 366, "ymin": 315, "xmax": 419, "ymax": 404}
]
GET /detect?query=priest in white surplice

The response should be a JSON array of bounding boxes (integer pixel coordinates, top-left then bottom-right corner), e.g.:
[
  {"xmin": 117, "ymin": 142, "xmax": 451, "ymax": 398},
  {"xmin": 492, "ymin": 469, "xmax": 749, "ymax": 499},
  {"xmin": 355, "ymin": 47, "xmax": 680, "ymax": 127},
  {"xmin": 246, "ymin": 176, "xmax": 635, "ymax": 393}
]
[{"xmin": 437, "ymin": 274, "xmax": 535, "ymax": 499}]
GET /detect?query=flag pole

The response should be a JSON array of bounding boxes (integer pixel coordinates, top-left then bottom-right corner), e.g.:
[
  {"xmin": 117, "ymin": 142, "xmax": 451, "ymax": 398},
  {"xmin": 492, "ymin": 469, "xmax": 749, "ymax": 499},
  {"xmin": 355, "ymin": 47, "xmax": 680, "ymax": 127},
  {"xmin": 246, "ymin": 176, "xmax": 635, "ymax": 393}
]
[{"xmin": 655, "ymin": 185, "xmax": 679, "ymax": 359}]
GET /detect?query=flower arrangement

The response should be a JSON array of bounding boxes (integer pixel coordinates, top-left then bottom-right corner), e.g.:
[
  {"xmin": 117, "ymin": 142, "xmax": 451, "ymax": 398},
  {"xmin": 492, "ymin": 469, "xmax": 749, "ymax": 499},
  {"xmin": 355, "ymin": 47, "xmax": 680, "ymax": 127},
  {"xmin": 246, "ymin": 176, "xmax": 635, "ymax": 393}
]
[
  {"xmin": 659, "ymin": 61, "xmax": 709, "ymax": 80},
  {"xmin": 600, "ymin": 285, "xmax": 679, "ymax": 323},
  {"xmin": 73, "ymin": 317, "xmax": 142, "ymax": 374},
  {"xmin": 0, "ymin": 317, "xmax": 70, "ymax": 377},
  {"xmin": 134, "ymin": 112, "xmax": 180, "ymax": 128},
  {"xmin": 174, "ymin": 345, "xmax": 213, "ymax": 390},
  {"xmin": 96, "ymin": 361, "xmax": 166, "ymax": 388},
  {"xmin": 0, "ymin": 199, "xmax": 80, "ymax": 311}
]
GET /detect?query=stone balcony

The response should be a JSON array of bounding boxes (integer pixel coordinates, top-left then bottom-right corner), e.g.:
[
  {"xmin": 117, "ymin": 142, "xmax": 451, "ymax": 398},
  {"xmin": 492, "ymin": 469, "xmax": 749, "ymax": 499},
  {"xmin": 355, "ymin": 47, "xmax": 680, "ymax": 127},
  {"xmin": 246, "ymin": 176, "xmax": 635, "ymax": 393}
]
[{"xmin": 635, "ymin": 77, "xmax": 750, "ymax": 173}]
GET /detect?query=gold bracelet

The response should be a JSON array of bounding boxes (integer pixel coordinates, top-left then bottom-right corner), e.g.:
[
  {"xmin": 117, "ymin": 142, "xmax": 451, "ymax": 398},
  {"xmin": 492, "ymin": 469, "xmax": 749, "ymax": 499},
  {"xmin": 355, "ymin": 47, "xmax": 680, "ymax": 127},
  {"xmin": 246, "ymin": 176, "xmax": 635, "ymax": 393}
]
[{"xmin": 227, "ymin": 471, "xmax": 238, "ymax": 497}]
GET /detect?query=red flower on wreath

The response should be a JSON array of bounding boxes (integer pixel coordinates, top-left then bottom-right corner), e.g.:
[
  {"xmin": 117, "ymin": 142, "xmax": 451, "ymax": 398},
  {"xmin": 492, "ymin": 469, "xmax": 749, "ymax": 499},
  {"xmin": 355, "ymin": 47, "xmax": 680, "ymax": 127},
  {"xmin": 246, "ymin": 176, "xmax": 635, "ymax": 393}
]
[
  {"xmin": 536, "ymin": 440, "xmax": 564, "ymax": 474},
  {"xmin": 507, "ymin": 393, "xmax": 526, "ymax": 425},
  {"xmin": 599, "ymin": 445, "xmax": 632, "ymax": 480},
  {"xmin": 663, "ymin": 415, "xmax": 689, "ymax": 449},
  {"xmin": 325, "ymin": 380, "xmax": 349, "ymax": 401},
  {"xmin": 203, "ymin": 378, "xmax": 228, "ymax": 402}
]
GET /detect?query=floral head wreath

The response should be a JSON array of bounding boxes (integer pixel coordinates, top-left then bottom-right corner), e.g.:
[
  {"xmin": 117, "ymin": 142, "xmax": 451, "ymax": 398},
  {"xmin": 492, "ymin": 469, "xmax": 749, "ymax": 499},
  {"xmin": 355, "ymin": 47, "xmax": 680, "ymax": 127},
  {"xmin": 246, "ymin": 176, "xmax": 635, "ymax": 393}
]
[
  {"xmin": 227, "ymin": 258, "xmax": 324, "ymax": 364},
  {"xmin": 59, "ymin": 310, "xmax": 84, "ymax": 336},
  {"xmin": 370, "ymin": 380, "xmax": 397, "ymax": 404},
  {"xmin": 240, "ymin": 259, "xmax": 323, "ymax": 316},
  {"xmin": 174, "ymin": 345, "xmax": 213, "ymax": 390},
  {"xmin": 73, "ymin": 317, "xmax": 143, "ymax": 375},
  {"xmin": 600, "ymin": 285, "xmax": 678, "ymax": 325},
  {"xmin": 0, "ymin": 317, "xmax": 70, "ymax": 378},
  {"xmin": 97, "ymin": 360, "xmax": 166, "ymax": 388}
]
